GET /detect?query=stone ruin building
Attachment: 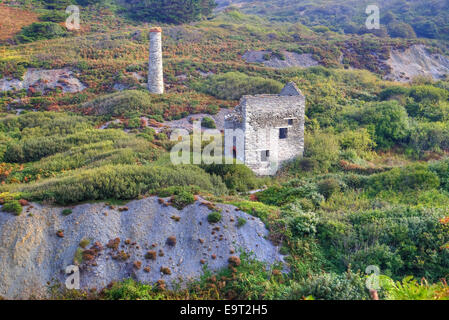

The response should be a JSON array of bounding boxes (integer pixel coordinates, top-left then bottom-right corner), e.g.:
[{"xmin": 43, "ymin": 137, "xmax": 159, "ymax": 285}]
[{"xmin": 224, "ymin": 82, "xmax": 306, "ymax": 176}]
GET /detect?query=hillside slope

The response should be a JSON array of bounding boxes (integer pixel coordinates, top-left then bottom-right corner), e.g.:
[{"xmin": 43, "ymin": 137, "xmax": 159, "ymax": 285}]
[{"xmin": 216, "ymin": 0, "xmax": 449, "ymax": 40}]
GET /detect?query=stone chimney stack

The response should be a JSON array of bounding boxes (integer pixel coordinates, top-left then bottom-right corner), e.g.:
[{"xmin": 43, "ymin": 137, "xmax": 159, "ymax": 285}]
[{"xmin": 148, "ymin": 27, "xmax": 164, "ymax": 94}]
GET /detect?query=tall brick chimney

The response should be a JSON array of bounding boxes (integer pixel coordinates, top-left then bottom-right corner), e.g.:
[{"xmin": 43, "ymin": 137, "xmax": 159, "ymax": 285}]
[{"xmin": 148, "ymin": 27, "xmax": 164, "ymax": 94}]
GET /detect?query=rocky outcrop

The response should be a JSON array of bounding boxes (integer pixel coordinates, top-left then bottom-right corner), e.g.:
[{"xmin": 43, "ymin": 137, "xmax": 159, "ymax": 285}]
[
  {"xmin": 243, "ymin": 50, "xmax": 319, "ymax": 69},
  {"xmin": 0, "ymin": 197, "xmax": 282, "ymax": 299},
  {"xmin": 0, "ymin": 68, "xmax": 86, "ymax": 93},
  {"xmin": 384, "ymin": 45, "xmax": 449, "ymax": 82}
]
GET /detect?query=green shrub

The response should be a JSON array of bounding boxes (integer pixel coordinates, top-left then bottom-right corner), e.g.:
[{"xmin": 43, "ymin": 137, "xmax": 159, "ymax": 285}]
[
  {"xmin": 3, "ymin": 129, "xmax": 128, "ymax": 163},
  {"xmin": 62, "ymin": 209, "xmax": 73, "ymax": 216},
  {"xmin": 304, "ymin": 131, "xmax": 340, "ymax": 173},
  {"xmin": 0, "ymin": 112, "xmax": 90, "ymax": 138},
  {"xmin": 409, "ymin": 86, "xmax": 449, "ymax": 103},
  {"xmin": 430, "ymin": 158, "xmax": 449, "ymax": 191},
  {"xmin": 73, "ymin": 247, "xmax": 83, "ymax": 265},
  {"xmin": 229, "ymin": 200, "xmax": 278, "ymax": 224},
  {"xmin": 2, "ymin": 200, "xmax": 22, "ymax": 216},
  {"xmin": 156, "ymin": 186, "xmax": 200, "ymax": 198},
  {"xmin": 338, "ymin": 128, "xmax": 375, "ymax": 154},
  {"xmin": 194, "ymin": 72, "xmax": 283, "ymax": 100},
  {"xmin": 207, "ymin": 211, "xmax": 222, "ymax": 223},
  {"xmin": 381, "ymin": 276, "xmax": 449, "ymax": 300},
  {"xmin": 317, "ymin": 178, "xmax": 341, "ymax": 199},
  {"xmin": 408, "ymin": 121, "xmax": 449, "ymax": 153},
  {"xmin": 349, "ymin": 244, "xmax": 404, "ymax": 277},
  {"xmin": 39, "ymin": 11, "xmax": 69, "ymax": 22},
  {"xmin": 287, "ymin": 272, "xmax": 369, "ymax": 300},
  {"xmin": 289, "ymin": 211, "xmax": 319, "ymax": 237},
  {"xmin": 122, "ymin": 0, "xmax": 215, "ymax": 24},
  {"xmin": 318, "ymin": 207, "xmax": 449, "ymax": 281},
  {"xmin": 103, "ymin": 279, "xmax": 155, "ymax": 300},
  {"xmin": 201, "ymin": 117, "xmax": 216, "ymax": 129},
  {"xmin": 379, "ymin": 86, "xmax": 410, "ymax": 101},
  {"xmin": 202, "ymin": 164, "xmax": 259, "ymax": 192},
  {"xmin": 287, "ymin": 157, "xmax": 319, "ymax": 174},
  {"xmin": 257, "ymin": 180, "xmax": 324, "ymax": 207},
  {"xmin": 172, "ymin": 190, "xmax": 195, "ymax": 209},
  {"xmin": 79, "ymin": 238, "xmax": 90, "ymax": 249},
  {"xmin": 237, "ymin": 217, "xmax": 247, "ymax": 227},
  {"xmin": 16, "ymin": 22, "xmax": 67, "ymax": 43},
  {"xmin": 16, "ymin": 164, "xmax": 227, "ymax": 205},
  {"xmin": 81, "ymin": 90, "xmax": 153, "ymax": 116},
  {"xmin": 388, "ymin": 22, "xmax": 416, "ymax": 38},
  {"xmin": 351, "ymin": 101, "xmax": 410, "ymax": 150},
  {"xmin": 368, "ymin": 164, "xmax": 440, "ymax": 193}
]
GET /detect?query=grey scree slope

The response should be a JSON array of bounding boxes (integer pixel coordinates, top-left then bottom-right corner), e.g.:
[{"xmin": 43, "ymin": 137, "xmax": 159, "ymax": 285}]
[{"xmin": 0, "ymin": 197, "xmax": 283, "ymax": 299}]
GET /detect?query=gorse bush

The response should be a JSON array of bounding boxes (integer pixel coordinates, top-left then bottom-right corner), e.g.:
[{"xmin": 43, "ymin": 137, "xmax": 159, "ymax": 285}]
[
  {"xmin": 289, "ymin": 211, "xmax": 319, "ymax": 237},
  {"xmin": 3, "ymin": 129, "xmax": 129, "ymax": 163},
  {"xmin": 122, "ymin": 0, "xmax": 216, "ymax": 24},
  {"xmin": 318, "ymin": 207, "xmax": 449, "ymax": 281},
  {"xmin": 367, "ymin": 164, "xmax": 440, "ymax": 194},
  {"xmin": 429, "ymin": 158, "xmax": 449, "ymax": 191},
  {"xmin": 15, "ymin": 164, "xmax": 227, "ymax": 204},
  {"xmin": 171, "ymin": 190, "xmax": 195, "ymax": 209},
  {"xmin": 350, "ymin": 101, "xmax": 410, "ymax": 150},
  {"xmin": 3, "ymin": 4, "xmax": 449, "ymax": 300},
  {"xmin": 408, "ymin": 121, "xmax": 449, "ymax": 153},
  {"xmin": 207, "ymin": 211, "xmax": 222, "ymax": 223},
  {"xmin": 0, "ymin": 112, "xmax": 91, "ymax": 137},
  {"xmin": 237, "ymin": 217, "xmax": 247, "ymax": 227},
  {"xmin": 201, "ymin": 163, "xmax": 260, "ymax": 192},
  {"xmin": 338, "ymin": 128, "xmax": 375, "ymax": 155},
  {"xmin": 201, "ymin": 117, "xmax": 216, "ymax": 129},
  {"xmin": 103, "ymin": 279, "xmax": 156, "ymax": 300},
  {"xmin": 39, "ymin": 11, "xmax": 69, "ymax": 22},
  {"xmin": 81, "ymin": 90, "xmax": 153, "ymax": 117},
  {"xmin": 304, "ymin": 131, "xmax": 340, "ymax": 173},
  {"xmin": 2, "ymin": 200, "xmax": 22, "ymax": 216},
  {"xmin": 380, "ymin": 276, "xmax": 449, "ymax": 300},
  {"xmin": 317, "ymin": 178, "xmax": 341, "ymax": 199},
  {"xmin": 16, "ymin": 22, "xmax": 67, "ymax": 43},
  {"xmin": 257, "ymin": 180, "xmax": 324, "ymax": 207},
  {"xmin": 286, "ymin": 272, "xmax": 369, "ymax": 300},
  {"xmin": 194, "ymin": 72, "xmax": 284, "ymax": 100},
  {"xmin": 61, "ymin": 208, "xmax": 73, "ymax": 216}
]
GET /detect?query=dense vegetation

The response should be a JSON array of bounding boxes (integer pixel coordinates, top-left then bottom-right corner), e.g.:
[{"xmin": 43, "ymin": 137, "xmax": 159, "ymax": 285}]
[
  {"xmin": 1, "ymin": 1, "xmax": 449, "ymax": 300},
  {"xmin": 120, "ymin": 0, "xmax": 216, "ymax": 24},
  {"xmin": 217, "ymin": 0, "xmax": 449, "ymax": 40}
]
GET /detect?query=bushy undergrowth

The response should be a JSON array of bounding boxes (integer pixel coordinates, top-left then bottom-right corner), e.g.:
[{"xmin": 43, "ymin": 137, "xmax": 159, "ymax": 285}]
[
  {"xmin": 12, "ymin": 164, "xmax": 227, "ymax": 204},
  {"xmin": 16, "ymin": 22, "xmax": 67, "ymax": 43},
  {"xmin": 318, "ymin": 207, "xmax": 449, "ymax": 280},
  {"xmin": 201, "ymin": 163, "xmax": 261, "ymax": 192},
  {"xmin": 2, "ymin": 200, "xmax": 22, "ymax": 215},
  {"xmin": 4, "ymin": 129, "xmax": 130, "ymax": 163},
  {"xmin": 81, "ymin": 90, "xmax": 153, "ymax": 117},
  {"xmin": 194, "ymin": 72, "xmax": 284, "ymax": 100}
]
